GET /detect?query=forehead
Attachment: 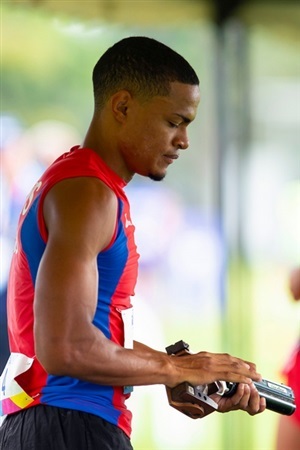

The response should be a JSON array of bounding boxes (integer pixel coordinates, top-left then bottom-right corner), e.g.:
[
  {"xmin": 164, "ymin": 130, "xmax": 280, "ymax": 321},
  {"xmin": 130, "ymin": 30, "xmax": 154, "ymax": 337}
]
[
  {"xmin": 147, "ymin": 82, "xmax": 200, "ymax": 120},
  {"xmin": 168, "ymin": 81, "xmax": 200, "ymax": 105}
]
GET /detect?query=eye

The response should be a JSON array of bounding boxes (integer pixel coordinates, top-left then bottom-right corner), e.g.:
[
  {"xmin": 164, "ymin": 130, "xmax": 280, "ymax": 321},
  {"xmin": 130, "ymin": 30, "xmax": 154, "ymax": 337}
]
[{"xmin": 169, "ymin": 122, "xmax": 179, "ymax": 128}]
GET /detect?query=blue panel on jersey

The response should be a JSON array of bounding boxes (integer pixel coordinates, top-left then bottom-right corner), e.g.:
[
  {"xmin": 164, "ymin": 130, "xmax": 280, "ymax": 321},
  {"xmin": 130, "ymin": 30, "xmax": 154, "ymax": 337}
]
[
  {"xmin": 42, "ymin": 374, "xmax": 121, "ymax": 425},
  {"xmin": 21, "ymin": 196, "xmax": 46, "ymax": 283},
  {"xmin": 94, "ymin": 200, "xmax": 128, "ymax": 338}
]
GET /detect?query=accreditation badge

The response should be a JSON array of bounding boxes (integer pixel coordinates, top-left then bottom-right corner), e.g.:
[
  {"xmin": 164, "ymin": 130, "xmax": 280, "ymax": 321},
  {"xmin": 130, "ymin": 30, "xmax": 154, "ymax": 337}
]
[{"xmin": 119, "ymin": 306, "xmax": 134, "ymax": 394}]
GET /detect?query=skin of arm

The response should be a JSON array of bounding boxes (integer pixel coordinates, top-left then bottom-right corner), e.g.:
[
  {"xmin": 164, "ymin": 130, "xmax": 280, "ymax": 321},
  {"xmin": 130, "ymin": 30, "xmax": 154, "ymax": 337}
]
[{"xmin": 34, "ymin": 176, "xmax": 264, "ymax": 415}]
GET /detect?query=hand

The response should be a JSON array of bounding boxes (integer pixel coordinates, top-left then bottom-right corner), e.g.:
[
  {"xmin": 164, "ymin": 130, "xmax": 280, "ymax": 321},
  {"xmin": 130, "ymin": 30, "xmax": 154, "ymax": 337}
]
[
  {"xmin": 169, "ymin": 351, "xmax": 262, "ymax": 388},
  {"xmin": 211, "ymin": 383, "xmax": 266, "ymax": 416}
]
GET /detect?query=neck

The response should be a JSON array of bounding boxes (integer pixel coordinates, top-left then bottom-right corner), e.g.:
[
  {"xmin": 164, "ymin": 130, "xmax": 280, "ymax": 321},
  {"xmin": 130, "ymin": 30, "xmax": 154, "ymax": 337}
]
[{"xmin": 82, "ymin": 114, "xmax": 134, "ymax": 183}]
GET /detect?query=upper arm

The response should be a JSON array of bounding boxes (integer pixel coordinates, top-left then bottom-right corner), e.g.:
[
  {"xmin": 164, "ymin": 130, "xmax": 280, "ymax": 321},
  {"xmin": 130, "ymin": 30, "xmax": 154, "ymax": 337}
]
[{"xmin": 34, "ymin": 177, "xmax": 118, "ymax": 367}]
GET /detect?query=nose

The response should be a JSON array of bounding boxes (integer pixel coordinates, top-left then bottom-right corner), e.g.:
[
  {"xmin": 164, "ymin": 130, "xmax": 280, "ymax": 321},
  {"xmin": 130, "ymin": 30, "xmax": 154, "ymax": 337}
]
[{"xmin": 174, "ymin": 128, "xmax": 189, "ymax": 150}]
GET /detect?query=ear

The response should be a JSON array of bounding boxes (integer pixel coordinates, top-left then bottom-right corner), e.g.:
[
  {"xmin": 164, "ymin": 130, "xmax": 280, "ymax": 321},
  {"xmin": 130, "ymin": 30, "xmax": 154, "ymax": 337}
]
[{"xmin": 110, "ymin": 90, "xmax": 133, "ymax": 124}]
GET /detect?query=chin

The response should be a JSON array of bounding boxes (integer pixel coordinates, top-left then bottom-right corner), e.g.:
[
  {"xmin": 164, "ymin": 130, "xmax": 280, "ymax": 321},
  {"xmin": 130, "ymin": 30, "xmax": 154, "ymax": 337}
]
[{"xmin": 148, "ymin": 172, "xmax": 166, "ymax": 182}]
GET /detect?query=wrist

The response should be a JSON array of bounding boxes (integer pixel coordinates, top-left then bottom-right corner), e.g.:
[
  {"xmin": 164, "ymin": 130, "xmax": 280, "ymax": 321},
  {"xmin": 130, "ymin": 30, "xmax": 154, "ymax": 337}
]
[{"xmin": 163, "ymin": 355, "xmax": 183, "ymax": 388}]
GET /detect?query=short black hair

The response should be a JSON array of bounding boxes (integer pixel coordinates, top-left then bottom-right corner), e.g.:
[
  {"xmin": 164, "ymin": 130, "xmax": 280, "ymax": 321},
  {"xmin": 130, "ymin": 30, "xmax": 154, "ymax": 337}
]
[{"xmin": 92, "ymin": 36, "xmax": 199, "ymax": 110}]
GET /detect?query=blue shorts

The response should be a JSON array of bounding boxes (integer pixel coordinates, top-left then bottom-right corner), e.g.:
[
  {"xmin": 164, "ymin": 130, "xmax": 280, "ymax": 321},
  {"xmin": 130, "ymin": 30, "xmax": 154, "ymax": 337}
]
[{"xmin": 0, "ymin": 405, "xmax": 133, "ymax": 450}]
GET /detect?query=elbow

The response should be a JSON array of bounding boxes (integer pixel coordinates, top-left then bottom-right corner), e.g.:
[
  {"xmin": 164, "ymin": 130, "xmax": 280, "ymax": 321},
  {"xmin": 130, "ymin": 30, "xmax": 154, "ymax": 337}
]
[{"xmin": 35, "ymin": 339, "xmax": 77, "ymax": 376}]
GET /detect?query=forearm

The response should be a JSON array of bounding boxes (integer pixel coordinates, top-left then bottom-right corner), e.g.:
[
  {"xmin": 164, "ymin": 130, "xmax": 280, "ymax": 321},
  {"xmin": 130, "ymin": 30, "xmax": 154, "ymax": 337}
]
[
  {"xmin": 38, "ymin": 327, "xmax": 262, "ymax": 391},
  {"xmin": 133, "ymin": 340, "xmax": 166, "ymax": 355},
  {"xmin": 37, "ymin": 327, "xmax": 175, "ymax": 387}
]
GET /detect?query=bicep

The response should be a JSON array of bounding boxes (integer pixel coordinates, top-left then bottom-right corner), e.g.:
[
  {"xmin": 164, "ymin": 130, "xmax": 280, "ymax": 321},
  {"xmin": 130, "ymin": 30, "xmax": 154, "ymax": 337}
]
[
  {"xmin": 34, "ymin": 177, "xmax": 117, "ymax": 361},
  {"xmin": 34, "ymin": 243, "xmax": 98, "ymax": 342},
  {"xmin": 34, "ymin": 243, "xmax": 101, "ymax": 372}
]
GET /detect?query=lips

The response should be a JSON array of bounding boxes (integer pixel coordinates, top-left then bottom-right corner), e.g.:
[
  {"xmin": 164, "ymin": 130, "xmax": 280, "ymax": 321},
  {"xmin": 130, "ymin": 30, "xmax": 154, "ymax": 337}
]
[{"xmin": 163, "ymin": 154, "xmax": 179, "ymax": 164}]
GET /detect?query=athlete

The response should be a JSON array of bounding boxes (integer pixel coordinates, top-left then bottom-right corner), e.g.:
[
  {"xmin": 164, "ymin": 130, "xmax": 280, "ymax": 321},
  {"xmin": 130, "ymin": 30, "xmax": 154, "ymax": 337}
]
[{"xmin": 0, "ymin": 37, "xmax": 266, "ymax": 450}]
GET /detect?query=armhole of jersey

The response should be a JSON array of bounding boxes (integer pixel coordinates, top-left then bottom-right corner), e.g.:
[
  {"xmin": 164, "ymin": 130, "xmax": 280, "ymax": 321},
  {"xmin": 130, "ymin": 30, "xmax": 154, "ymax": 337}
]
[
  {"xmin": 36, "ymin": 177, "xmax": 121, "ymax": 249},
  {"xmin": 37, "ymin": 187, "xmax": 50, "ymax": 243},
  {"xmin": 102, "ymin": 197, "xmax": 121, "ymax": 252}
]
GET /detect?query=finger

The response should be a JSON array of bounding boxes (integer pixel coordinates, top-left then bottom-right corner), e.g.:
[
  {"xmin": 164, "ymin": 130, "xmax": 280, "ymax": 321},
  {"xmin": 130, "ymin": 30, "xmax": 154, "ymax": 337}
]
[
  {"xmin": 233, "ymin": 383, "xmax": 251, "ymax": 409},
  {"xmin": 246, "ymin": 383, "xmax": 261, "ymax": 414},
  {"xmin": 259, "ymin": 396, "xmax": 267, "ymax": 412},
  {"xmin": 244, "ymin": 361, "xmax": 264, "ymax": 382},
  {"xmin": 249, "ymin": 386, "xmax": 267, "ymax": 414},
  {"xmin": 244, "ymin": 360, "xmax": 256, "ymax": 369},
  {"xmin": 196, "ymin": 352, "xmax": 262, "ymax": 383},
  {"xmin": 246, "ymin": 384, "xmax": 267, "ymax": 416},
  {"xmin": 216, "ymin": 366, "xmax": 261, "ymax": 385},
  {"xmin": 211, "ymin": 384, "xmax": 247, "ymax": 413},
  {"xmin": 220, "ymin": 372, "xmax": 254, "ymax": 385},
  {"xmin": 175, "ymin": 351, "xmax": 262, "ymax": 387},
  {"xmin": 213, "ymin": 355, "xmax": 262, "ymax": 383},
  {"xmin": 227, "ymin": 383, "xmax": 261, "ymax": 415}
]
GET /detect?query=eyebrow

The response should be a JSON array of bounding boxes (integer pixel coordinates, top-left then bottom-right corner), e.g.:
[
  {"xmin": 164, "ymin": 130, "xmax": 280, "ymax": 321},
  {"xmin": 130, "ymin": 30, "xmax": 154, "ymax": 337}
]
[{"xmin": 174, "ymin": 113, "xmax": 192, "ymax": 124}]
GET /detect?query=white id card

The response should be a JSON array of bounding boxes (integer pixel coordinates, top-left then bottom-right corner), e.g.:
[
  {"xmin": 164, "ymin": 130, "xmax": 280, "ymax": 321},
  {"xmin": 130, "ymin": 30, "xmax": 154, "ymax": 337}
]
[
  {"xmin": 120, "ymin": 306, "xmax": 134, "ymax": 350},
  {"xmin": 119, "ymin": 306, "xmax": 134, "ymax": 394}
]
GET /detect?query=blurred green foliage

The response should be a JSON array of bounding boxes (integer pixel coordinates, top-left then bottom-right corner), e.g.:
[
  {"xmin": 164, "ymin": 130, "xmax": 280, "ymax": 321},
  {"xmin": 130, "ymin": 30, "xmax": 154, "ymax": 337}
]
[
  {"xmin": 2, "ymin": 3, "xmax": 299, "ymax": 132},
  {"xmin": 2, "ymin": 5, "xmax": 112, "ymax": 131}
]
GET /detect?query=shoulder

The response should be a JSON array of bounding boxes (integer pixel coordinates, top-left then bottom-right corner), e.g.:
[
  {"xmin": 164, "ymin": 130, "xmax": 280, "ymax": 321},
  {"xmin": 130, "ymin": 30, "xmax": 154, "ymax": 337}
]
[
  {"xmin": 45, "ymin": 176, "xmax": 117, "ymax": 210},
  {"xmin": 43, "ymin": 176, "xmax": 118, "ymax": 253}
]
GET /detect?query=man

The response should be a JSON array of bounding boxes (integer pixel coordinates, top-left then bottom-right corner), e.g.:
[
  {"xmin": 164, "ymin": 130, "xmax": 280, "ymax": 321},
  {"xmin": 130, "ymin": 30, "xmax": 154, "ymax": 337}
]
[{"xmin": 0, "ymin": 37, "xmax": 265, "ymax": 449}]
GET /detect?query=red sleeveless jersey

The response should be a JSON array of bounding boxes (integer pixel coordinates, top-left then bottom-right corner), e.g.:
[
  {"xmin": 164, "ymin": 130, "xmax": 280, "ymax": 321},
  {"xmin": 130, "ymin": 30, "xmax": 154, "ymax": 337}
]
[{"xmin": 3, "ymin": 146, "xmax": 139, "ymax": 437}]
